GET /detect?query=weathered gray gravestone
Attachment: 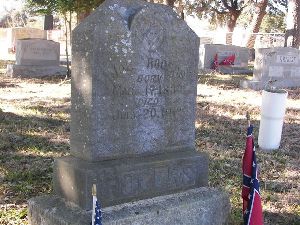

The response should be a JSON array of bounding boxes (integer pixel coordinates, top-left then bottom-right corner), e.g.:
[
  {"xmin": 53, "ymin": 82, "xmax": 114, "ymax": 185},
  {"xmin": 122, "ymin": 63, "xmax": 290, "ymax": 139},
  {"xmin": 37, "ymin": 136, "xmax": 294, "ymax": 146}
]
[
  {"xmin": 240, "ymin": 47, "xmax": 300, "ymax": 90},
  {"xmin": 58, "ymin": 0, "xmax": 206, "ymax": 209},
  {"xmin": 28, "ymin": 0, "xmax": 230, "ymax": 224},
  {"xmin": 70, "ymin": 2, "xmax": 198, "ymax": 161}
]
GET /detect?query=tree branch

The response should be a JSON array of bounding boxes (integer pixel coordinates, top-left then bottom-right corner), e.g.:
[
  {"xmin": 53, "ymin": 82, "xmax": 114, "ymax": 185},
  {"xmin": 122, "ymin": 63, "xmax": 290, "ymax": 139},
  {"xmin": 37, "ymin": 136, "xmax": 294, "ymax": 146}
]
[
  {"xmin": 221, "ymin": 0, "xmax": 232, "ymax": 10},
  {"xmin": 230, "ymin": 0, "xmax": 235, "ymax": 8},
  {"xmin": 211, "ymin": 6, "xmax": 227, "ymax": 14}
]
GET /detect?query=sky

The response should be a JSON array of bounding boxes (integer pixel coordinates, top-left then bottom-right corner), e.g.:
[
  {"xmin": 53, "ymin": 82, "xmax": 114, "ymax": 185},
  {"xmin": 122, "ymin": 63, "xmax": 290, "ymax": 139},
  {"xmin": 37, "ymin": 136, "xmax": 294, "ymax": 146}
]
[{"xmin": 0, "ymin": 0, "xmax": 24, "ymax": 14}]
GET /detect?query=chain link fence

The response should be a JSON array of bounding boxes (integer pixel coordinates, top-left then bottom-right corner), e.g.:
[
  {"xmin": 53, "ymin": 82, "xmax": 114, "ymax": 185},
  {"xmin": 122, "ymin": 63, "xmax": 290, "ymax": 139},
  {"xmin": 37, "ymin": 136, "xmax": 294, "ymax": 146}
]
[{"xmin": 199, "ymin": 31, "xmax": 285, "ymax": 48}]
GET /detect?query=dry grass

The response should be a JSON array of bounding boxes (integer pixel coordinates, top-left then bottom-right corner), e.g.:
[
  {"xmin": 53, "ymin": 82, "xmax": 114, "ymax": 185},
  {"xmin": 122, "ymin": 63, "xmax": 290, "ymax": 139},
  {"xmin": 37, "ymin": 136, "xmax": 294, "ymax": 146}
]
[
  {"xmin": 0, "ymin": 72, "xmax": 299, "ymax": 225},
  {"xmin": 0, "ymin": 75, "xmax": 70, "ymax": 225},
  {"xmin": 197, "ymin": 74, "xmax": 300, "ymax": 225}
]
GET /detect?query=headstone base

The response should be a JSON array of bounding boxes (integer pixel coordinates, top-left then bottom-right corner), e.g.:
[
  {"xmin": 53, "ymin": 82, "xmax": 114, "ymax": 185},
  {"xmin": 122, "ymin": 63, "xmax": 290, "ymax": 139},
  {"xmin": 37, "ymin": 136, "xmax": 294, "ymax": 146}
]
[
  {"xmin": 240, "ymin": 79, "xmax": 300, "ymax": 90},
  {"xmin": 54, "ymin": 151, "xmax": 208, "ymax": 210},
  {"xmin": 6, "ymin": 64, "xmax": 67, "ymax": 77},
  {"xmin": 28, "ymin": 187, "xmax": 230, "ymax": 225},
  {"xmin": 217, "ymin": 66, "xmax": 253, "ymax": 75}
]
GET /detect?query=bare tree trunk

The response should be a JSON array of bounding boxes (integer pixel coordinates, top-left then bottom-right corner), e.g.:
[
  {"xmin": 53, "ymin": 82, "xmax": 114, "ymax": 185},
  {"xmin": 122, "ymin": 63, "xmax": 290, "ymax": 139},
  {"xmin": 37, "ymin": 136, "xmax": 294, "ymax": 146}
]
[
  {"xmin": 64, "ymin": 14, "xmax": 71, "ymax": 78},
  {"xmin": 164, "ymin": 0, "xmax": 176, "ymax": 7},
  {"xmin": 285, "ymin": 0, "xmax": 300, "ymax": 48},
  {"xmin": 77, "ymin": 10, "xmax": 91, "ymax": 23},
  {"xmin": 68, "ymin": 12, "xmax": 72, "ymax": 44},
  {"xmin": 245, "ymin": 0, "xmax": 268, "ymax": 48},
  {"xmin": 226, "ymin": 10, "xmax": 241, "ymax": 44},
  {"xmin": 178, "ymin": 0, "xmax": 185, "ymax": 20}
]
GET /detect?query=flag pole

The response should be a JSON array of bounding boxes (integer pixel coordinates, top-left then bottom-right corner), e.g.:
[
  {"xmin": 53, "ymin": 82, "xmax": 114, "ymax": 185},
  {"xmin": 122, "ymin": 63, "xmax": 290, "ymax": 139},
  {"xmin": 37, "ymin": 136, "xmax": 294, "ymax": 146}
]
[
  {"xmin": 92, "ymin": 184, "xmax": 97, "ymax": 225},
  {"xmin": 246, "ymin": 111, "xmax": 251, "ymax": 127},
  {"xmin": 92, "ymin": 183, "xmax": 97, "ymax": 196}
]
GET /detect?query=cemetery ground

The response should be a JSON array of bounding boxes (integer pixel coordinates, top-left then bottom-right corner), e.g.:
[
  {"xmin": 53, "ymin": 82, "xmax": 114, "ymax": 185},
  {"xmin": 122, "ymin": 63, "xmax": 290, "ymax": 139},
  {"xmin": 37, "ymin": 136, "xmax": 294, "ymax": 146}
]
[{"xmin": 0, "ymin": 67, "xmax": 299, "ymax": 225}]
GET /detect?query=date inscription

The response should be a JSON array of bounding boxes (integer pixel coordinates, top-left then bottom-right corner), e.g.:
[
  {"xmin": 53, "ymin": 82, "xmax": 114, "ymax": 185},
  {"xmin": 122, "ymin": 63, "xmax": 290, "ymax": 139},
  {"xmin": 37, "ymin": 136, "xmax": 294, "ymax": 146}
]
[
  {"xmin": 106, "ymin": 56, "xmax": 192, "ymax": 121},
  {"xmin": 112, "ymin": 107, "xmax": 183, "ymax": 120}
]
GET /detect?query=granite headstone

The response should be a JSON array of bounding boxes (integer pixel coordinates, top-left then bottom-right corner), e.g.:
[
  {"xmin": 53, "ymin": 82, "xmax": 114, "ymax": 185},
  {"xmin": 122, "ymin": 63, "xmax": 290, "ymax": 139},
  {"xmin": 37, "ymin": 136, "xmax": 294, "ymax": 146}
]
[
  {"xmin": 28, "ymin": 0, "xmax": 229, "ymax": 224},
  {"xmin": 199, "ymin": 44, "xmax": 250, "ymax": 68},
  {"xmin": 16, "ymin": 39, "xmax": 59, "ymax": 66},
  {"xmin": 199, "ymin": 44, "xmax": 252, "ymax": 74},
  {"xmin": 240, "ymin": 47, "xmax": 300, "ymax": 89},
  {"xmin": 56, "ymin": 0, "xmax": 206, "ymax": 209},
  {"xmin": 6, "ymin": 39, "xmax": 67, "ymax": 77},
  {"xmin": 7, "ymin": 27, "xmax": 47, "ymax": 52},
  {"xmin": 70, "ymin": 2, "xmax": 198, "ymax": 161}
]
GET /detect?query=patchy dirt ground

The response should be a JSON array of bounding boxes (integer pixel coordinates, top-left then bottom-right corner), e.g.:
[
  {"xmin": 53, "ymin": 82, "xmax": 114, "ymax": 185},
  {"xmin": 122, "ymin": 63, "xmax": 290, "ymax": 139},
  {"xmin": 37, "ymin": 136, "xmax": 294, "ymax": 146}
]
[{"xmin": 0, "ymin": 73, "xmax": 299, "ymax": 225}]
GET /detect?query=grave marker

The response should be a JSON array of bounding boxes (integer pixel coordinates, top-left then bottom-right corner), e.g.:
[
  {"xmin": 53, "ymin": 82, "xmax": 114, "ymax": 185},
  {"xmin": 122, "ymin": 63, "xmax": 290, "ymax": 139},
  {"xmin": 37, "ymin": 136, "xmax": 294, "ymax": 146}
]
[
  {"xmin": 7, "ymin": 27, "xmax": 47, "ymax": 52},
  {"xmin": 199, "ymin": 44, "xmax": 250, "ymax": 69},
  {"xmin": 241, "ymin": 47, "xmax": 300, "ymax": 89},
  {"xmin": 28, "ymin": 1, "xmax": 230, "ymax": 224},
  {"xmin": 6, "ymin": 39, "xmax": 67, "ymax": 77}
]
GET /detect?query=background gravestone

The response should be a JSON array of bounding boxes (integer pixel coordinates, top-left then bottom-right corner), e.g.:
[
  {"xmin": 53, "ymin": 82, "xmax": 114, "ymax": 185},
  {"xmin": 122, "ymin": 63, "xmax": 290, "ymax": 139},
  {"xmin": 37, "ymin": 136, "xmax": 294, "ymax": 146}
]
[
  {"xmin": 16, "ymin": 39, "xmax": 59, "ymax": 66},
  {"xmin": 7, "ymin": 27, "xmax": 47, "ymax": 52},
  {"xmin": 44, "ymin": 15, "xmax": 54, "ymax": 30},
  {"xmin": 240, "ymin": 47, "xmax": 300, "ymax": 90},
  {"xmin": 254, "ymin": 47, "xmax": 300, "ymax": 80},
  {"xmin": 6, "ymin": 39, "xmax": 67, "ymax": 77},
  {"xmin": 199, "ymin": 44, "xmax": 250, "ymax": 69},
  {"xmin": 28, "ymin": 0, "xmax": 230, "ymax": 224}
]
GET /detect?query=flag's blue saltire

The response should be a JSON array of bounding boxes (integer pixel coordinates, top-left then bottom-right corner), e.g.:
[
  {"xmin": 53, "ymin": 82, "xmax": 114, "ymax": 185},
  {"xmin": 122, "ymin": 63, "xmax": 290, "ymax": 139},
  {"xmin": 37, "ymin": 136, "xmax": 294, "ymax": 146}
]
[
  {"xmin": 242, "ymin": 125, "xmax": 264, "ymax": 225},
  {"xmin": 91, "ymin": 196, "xmax": 102, "ymax": 225},
  {"xmin": 93, "ymin": 199, "xmax": 102, "ymax": 225}
]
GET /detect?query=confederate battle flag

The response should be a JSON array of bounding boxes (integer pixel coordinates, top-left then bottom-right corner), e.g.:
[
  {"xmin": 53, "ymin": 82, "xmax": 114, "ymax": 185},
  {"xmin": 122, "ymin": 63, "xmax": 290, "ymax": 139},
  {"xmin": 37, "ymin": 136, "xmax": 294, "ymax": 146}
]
[
  {"xmin": 242, "ymin": 125, "xmax": 264, "ymax": 225},
  {"xmin": 220, "ymin": 54, "xmax": 235, "ymax": 66},
  {"xmin": 212, "ymin": 53, "xmax": 219, "ymax": 69}
]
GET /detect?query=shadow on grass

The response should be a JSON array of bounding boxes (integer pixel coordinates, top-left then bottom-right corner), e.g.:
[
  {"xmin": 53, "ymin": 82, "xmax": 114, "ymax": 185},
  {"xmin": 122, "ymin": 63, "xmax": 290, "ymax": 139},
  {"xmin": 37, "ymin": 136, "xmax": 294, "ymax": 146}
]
[
  {"xmin": 0, "ymin": 111, "xmax": 70, "ymax": 205},
  {"xmin": 0, "ymin": 110, "xmax": 69, "ymax": 153},
  {"xmin": 263, "ymin": 211, "xmax": 300, "ymax": 225},
  {"xmin": 17, "ymin": 75, "xmax": 70, "ymax": 84},
  {"xmin": 24, "ymin": 102, "xmax": 71, "ymax": 116},
  {"xmin": 196, "ymin": 101, "xmax": 300, "ymax": 225},
  {"xmin": 196, "ymin": 102, "xmax": 260, "ymax": 150},
  {"xmin": 0, "ymin": 81, "xmax": 20, "ymax": 88},
  {"xmin": 0, "ymin": 153, "xmax": 54, "ymax": 204},
  {"xmin": 198, "ymin": 74, "xmax": 253, "ymax": 90},
  {"xmin": 228, "ymin": 206, "xmax": 300, "ymax": 225}
]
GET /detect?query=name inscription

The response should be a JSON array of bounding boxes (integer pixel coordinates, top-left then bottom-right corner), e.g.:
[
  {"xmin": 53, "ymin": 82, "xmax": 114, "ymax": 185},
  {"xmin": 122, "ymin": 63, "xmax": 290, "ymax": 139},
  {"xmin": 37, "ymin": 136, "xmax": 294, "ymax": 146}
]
[
  {"xmin": 277, "ymin": 55, "xmax": 298, "ymax": 64},
  {"xmin": 96, "ymin": 163, "xmax": 198, "ymax": 199}
]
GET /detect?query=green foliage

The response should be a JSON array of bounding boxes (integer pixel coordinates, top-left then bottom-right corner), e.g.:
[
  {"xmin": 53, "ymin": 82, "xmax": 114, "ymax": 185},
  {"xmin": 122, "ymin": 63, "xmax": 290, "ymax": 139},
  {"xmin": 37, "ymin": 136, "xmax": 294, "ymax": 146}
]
[
  {"xmin": 186, "ymin": 0, "xmax": 250, "ymax": 28},
  {"xmin": 186, "ymin": 0, "xmax": 287, "ymax": 32},
  {"xmin": 75, "ymin": 0, "xmax": 105, "ymax": 13},
  {"xmin": 260, "ymin": 13, "xmax": 286, "ymax": 33},
  {"xmin": 25, "ymin": 0, "xmax": 58, "ymax": 15},
  {"xmin": 25, "ymin": 0, "xmax": 104, "ymax": 15}
]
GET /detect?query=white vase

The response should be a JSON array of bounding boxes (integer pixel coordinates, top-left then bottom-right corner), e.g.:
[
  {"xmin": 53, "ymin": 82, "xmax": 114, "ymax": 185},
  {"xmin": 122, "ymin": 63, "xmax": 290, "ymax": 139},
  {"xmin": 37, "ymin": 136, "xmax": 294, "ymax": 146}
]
[{"xmin": 258, "ymin": 89, "xmax": 288, "ymax": 151}]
